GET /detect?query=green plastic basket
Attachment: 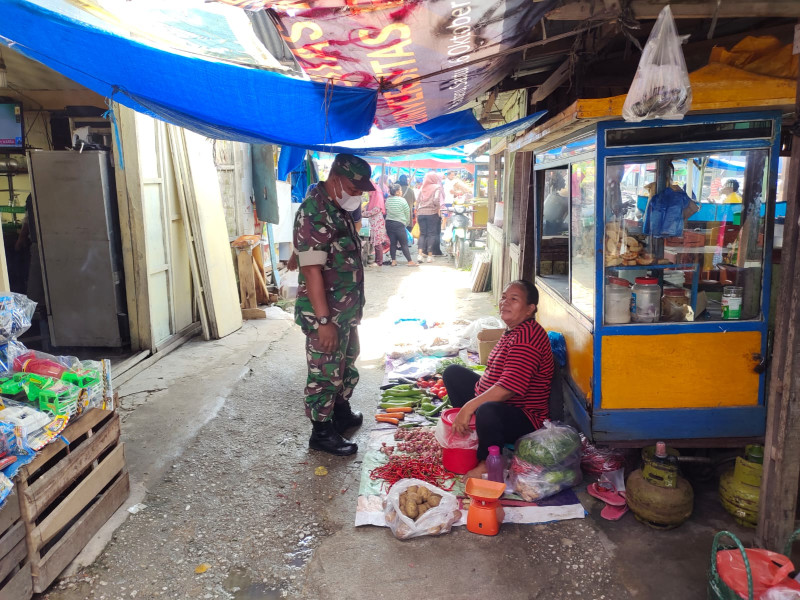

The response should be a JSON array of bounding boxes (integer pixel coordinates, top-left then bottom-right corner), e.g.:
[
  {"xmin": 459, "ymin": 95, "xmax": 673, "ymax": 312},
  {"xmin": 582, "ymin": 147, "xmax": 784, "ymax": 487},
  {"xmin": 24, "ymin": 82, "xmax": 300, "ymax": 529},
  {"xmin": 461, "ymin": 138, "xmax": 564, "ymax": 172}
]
[
  {"xmin": 708, "ymin": 528, "xmax": 800, "ymax": 600},
  {"xmin": 708, "ymin": 530, "xmax": 753, "ymax": 600}
]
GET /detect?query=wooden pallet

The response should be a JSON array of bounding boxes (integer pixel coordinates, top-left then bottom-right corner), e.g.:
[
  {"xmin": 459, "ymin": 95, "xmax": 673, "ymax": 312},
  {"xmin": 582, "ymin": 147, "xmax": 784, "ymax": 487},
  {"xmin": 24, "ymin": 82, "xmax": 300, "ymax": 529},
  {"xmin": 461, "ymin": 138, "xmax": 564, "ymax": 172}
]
[
  {"xmin": 0, "ymin": 490, "xmax": 31, "ymax": 600},
  {"xmin": 16, "ymin": 409, "xmax": 129, "ymax": 593}
]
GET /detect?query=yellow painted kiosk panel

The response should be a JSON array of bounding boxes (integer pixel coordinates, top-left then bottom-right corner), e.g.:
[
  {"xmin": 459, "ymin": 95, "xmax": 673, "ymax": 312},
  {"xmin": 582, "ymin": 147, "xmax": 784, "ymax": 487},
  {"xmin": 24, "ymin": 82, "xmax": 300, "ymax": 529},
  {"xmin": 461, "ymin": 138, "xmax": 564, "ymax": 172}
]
[{"xmin": 601, "ymin": 331, "xmax": 761, "ymax": 409}]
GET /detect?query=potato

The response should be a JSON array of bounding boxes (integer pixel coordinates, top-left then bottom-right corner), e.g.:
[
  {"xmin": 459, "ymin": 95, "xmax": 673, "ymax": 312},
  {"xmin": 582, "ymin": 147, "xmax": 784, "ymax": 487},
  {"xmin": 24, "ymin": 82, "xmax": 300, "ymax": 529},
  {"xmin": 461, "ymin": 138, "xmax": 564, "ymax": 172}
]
[
  {"xmin": 396, "ymin": 522, "xmax": 412, "ymax": 539},
  {"xmin": 417, "ymin": 487, "xmax": 431, "ymax": 502},
  {"xmin": 428, "ymin": 525, "xmax": 441, "ymax": 535},
  {"xmin": 406, "ymin": 492, "xmax": 420, "ymax": 505},
  {"xmin": 399, "ymin": 491, "xmax": 408, "ymax": 506},
  {"xmin": 406, "ymin": 485, "xmax": 419, "ymax": 495},
  {"xmin": 417, "ymin": 503, "xmax": 430, "ymax": 518},
  {"xmin": 405, "ymin": 500, "xmax": 418, "ymax": 519},
  {"xmin": 427, "ymin": 494, "xmax": 441, "ymax": 507}
]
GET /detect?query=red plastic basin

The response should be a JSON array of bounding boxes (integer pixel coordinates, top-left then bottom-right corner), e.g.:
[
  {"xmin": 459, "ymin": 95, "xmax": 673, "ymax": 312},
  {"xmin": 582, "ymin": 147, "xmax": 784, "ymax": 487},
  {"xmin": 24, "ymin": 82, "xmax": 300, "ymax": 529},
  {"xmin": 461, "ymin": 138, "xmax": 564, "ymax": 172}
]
[{"xmin": 440, "ymin": 408, "xmax": 478, "ymax": 474}]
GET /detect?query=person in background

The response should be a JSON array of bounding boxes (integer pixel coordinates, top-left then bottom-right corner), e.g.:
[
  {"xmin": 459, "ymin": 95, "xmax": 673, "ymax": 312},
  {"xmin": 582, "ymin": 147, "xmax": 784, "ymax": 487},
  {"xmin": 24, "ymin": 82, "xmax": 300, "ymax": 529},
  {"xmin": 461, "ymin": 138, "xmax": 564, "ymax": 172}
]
[
  {"xmin": 397, "ymin": 174, "xmax": 416, "ymax": 231},
  {"xmin": 443, "ymin": 170, "xmax": 458, "ymax": 205},
  {"xmin": 720, "ymin": 179, "xmax": 742, "ymax": 204},
  {"xmin": 293, "ymin": 153, "xmax": 374, "ymax": 456},
  {"xmin": 362, "ymin": 187, "xmax": 389, "ymax": 268},
  {"xmin": 444, "ymin": 280, "xmax": 554, "ymax": 479},
  {"xmin": 710, "ymin": 177, "xmax": 723, "ymax": 202},
  {"xmin": 415, "ymin": 172, "xmax": 445, "ymax": 263},
  {"xmin": 451, "ymin": 174, "xmax": 473, "ymax": 203},
  {"xmin": 542, "ymin": 171, "xmax": 569, "ymax": 235},
  {"xmin": 385, "ymin": 184, "xmax": 418, "ymax": 267}
]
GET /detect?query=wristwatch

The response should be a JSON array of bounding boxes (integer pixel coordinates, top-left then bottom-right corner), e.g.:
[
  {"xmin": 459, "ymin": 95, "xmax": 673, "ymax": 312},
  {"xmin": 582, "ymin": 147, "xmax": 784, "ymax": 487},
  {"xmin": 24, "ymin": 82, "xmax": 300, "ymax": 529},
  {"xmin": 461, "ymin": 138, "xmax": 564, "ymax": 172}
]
[{"xmin": 317, "ymin": 315, "xmax": 331, "ymax": 326}]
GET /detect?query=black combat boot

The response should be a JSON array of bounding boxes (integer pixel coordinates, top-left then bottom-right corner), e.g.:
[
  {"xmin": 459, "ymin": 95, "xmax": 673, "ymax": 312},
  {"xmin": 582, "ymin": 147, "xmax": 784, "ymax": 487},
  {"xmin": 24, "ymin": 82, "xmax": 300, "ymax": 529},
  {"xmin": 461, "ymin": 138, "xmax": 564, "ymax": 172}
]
[
  {"xmin": 309, "ymin": 420, "xmax": 358, "ymax": 456},
  {"xmin": 333, "ymin": 401, "xmax": 363, "ymax": 435}
]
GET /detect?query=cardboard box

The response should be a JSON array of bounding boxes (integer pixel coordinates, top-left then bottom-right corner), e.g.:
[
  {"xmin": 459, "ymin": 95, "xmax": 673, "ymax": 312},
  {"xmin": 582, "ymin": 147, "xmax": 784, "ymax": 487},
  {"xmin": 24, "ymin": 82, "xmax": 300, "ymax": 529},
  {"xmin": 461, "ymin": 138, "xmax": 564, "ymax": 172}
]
[{"xmin": 477, "ymin": 328, "xmax": 505, "ymax": 365}]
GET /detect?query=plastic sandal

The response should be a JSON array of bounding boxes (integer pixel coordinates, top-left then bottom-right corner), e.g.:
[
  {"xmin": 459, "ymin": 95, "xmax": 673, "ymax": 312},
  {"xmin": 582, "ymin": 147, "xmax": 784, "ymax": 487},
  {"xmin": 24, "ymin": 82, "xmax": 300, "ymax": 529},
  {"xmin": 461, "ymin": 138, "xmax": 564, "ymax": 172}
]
[
  {"xmin": 600, "ymin": 503, "xmax": 629, "ymax": 521},
  {"xmin": 587, "ymin": 482, "xmax": 627, "ymax": 506}
]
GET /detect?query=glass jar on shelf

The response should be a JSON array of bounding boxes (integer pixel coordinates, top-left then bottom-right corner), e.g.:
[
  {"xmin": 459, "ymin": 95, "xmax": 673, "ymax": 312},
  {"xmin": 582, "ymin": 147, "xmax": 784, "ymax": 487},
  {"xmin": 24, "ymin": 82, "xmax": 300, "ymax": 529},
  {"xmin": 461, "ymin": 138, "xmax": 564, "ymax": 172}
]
[
  {"xmin": 631, "ymin": 277, "xmax": 661, "ymax": 323},
  {"xmin": 661, "ymin": 287, "xmax": 691, "ymax": 322}
]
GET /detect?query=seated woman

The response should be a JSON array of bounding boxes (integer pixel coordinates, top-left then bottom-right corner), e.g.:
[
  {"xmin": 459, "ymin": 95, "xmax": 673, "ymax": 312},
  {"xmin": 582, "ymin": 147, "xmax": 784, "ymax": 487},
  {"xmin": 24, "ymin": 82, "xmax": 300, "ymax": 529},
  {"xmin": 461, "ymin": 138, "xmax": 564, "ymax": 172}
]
[{"xmin": 444, "ymin": 280, "xmax": 555, "ymax": 479}]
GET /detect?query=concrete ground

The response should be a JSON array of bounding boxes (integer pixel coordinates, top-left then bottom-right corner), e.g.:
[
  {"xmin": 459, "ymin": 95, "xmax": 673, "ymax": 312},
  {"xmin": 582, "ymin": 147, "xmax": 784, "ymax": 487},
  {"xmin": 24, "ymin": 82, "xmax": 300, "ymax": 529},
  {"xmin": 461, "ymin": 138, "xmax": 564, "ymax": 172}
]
[{"xmin": 38, "ymin": 258, "xmax": 751, "ymax": 600}]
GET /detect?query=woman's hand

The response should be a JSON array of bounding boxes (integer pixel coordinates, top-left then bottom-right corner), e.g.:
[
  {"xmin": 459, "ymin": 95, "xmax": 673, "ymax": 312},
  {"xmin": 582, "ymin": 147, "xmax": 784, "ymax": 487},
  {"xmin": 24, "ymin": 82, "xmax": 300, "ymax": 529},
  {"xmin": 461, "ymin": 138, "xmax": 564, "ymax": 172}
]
[{"xmin": 453, "ymin": 405, "xmax": 474, "ymax": 436}]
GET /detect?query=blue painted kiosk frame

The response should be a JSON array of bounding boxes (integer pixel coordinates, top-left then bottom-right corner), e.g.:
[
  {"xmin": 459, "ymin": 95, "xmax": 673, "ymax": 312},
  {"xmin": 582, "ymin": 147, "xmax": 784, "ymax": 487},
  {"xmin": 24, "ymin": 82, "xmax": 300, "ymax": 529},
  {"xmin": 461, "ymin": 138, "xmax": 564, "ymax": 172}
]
[{"xmin": 534, "ymin": 110, "xmax": 781, "ymax": 444}]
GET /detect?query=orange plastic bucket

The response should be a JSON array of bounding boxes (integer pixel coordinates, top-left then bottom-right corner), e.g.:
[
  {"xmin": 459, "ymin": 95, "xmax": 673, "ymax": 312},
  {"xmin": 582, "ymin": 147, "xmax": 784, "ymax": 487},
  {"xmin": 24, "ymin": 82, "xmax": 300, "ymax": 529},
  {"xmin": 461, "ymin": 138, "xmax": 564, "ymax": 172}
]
[{"xmin": 440, "ymin": 408, "xmax": 478, "ymax": 474}]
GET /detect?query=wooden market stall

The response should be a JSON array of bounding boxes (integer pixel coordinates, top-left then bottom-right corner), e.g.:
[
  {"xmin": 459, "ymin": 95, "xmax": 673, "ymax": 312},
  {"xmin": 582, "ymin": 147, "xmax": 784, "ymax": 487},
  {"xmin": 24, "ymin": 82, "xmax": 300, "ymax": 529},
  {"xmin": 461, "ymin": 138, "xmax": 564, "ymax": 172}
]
[{"xmin": 508, "ymin": 60, "xmax": 795, "ymax": 446}]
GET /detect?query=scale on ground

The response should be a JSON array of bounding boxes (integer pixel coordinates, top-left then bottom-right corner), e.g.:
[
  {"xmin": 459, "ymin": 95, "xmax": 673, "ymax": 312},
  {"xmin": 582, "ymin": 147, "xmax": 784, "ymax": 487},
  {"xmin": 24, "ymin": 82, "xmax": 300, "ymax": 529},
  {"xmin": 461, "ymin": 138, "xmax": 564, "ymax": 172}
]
[{"xmin": 465, "ymin": 478, "xmax": 506, "ymax": 536}]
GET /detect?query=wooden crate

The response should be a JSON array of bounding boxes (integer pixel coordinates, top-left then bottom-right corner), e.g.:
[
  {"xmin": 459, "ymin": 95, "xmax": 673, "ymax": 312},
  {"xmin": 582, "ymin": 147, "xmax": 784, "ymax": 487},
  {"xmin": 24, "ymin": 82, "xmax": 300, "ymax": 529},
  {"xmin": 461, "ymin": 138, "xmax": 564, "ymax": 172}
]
[
  {"xmin": 0, "ymin": 490, "xmax": 31, "ymax": 600},
  {"xmin": 17, "ymin": 409, "xmax": 129, "ymax": 593}
]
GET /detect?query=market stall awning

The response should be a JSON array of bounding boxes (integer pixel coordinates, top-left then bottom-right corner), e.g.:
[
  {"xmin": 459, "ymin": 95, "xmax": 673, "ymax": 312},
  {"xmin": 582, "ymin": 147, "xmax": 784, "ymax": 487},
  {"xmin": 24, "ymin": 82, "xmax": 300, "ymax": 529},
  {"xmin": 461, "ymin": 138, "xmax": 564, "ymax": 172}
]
[
  {"xmin": 0, "ymin": 0, "xmax": 550, "ymax": 154},
  {"xmin": 213, "ymin": 0, "xmax": 557, "ymax": 129},
  {"xmin": 306, "ymin": 109, "xmax": 547, "ymax": 157},
  {"xmin": 0, "ymin": 0, "xmax": 376, "ymax": 145}
]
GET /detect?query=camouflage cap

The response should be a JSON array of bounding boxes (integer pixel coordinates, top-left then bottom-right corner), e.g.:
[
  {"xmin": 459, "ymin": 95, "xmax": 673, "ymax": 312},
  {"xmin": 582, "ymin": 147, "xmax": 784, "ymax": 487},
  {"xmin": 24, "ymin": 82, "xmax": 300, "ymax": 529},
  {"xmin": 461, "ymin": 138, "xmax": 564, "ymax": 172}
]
[{"xmin": 330, "ymin": 154, "xmax": 375, "ymax": 192}]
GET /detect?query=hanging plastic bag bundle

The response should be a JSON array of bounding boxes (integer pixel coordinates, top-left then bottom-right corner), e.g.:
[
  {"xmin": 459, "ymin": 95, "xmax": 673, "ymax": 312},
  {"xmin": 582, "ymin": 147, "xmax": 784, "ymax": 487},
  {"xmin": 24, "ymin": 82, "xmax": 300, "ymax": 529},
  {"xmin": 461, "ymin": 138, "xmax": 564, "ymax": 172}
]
[
  {"xmin": 0, "ymin": 293, "xmax": 36, "ymax": 344},
  {"xmin": 508, "ymin": 421, "xmax": 583, "ymax": 501},
  {"xmin": 622, "ymin": 5, "xmax": 692, "ymax": 122}
]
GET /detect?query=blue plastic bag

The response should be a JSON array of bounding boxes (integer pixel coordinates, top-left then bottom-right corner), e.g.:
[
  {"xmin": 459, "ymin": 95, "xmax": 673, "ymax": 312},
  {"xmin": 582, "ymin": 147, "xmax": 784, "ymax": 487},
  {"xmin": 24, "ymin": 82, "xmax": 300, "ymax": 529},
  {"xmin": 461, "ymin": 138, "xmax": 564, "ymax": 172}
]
[{"xmin": 548, "ymin": 331, "xmax": 567, "ymax": 368}]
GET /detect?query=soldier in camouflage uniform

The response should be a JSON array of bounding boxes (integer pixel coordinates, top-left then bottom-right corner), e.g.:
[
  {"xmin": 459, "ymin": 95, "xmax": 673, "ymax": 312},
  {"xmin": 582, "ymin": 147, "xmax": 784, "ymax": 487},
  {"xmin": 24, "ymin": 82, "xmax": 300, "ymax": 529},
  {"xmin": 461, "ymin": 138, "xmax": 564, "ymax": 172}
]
[{"xmin": 294, "ymin": 154, "xmax": 374, "ymax": 456}]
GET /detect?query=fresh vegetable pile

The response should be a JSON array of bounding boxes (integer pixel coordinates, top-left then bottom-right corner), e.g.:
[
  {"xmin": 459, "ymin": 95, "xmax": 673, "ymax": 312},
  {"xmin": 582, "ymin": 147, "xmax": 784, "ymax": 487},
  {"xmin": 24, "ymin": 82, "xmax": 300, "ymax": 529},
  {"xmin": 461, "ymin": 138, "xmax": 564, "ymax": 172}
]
[
  {"xmin": 509, "ymin": 421, "xmax": 583, "ymax": 502},
  {"xmin": 370, "ymin": 455, "xmax": 455, "ymax": 491},
  {"xmin": 383, "ymin": 479, "xmax": 461, "ymax": 540},
  {"xmin": 381, "ymin": 427, "xmax": 442, "ymax": 460},
  {"xmin": 375, "ymin": 375, "xmax": 453, "ymax": 426},
  {"xmin": 372, "ymin": 428, "xmax": 450, "ymax": 489},
  {"xmin": 435, "ymin": 357, "xmax": 465, "ymax": 374},
  {"xmin": 396, "ymin": 484, "xmax": 442, "ymax": 520}
]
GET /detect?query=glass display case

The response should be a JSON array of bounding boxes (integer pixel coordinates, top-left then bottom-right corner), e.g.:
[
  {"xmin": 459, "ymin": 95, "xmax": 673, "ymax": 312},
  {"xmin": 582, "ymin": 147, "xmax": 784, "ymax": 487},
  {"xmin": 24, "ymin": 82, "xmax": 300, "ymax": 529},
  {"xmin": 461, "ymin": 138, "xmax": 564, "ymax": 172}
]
[{"xmin": 532, "ymin": 111, "xmax": 781, "ymax": 443}]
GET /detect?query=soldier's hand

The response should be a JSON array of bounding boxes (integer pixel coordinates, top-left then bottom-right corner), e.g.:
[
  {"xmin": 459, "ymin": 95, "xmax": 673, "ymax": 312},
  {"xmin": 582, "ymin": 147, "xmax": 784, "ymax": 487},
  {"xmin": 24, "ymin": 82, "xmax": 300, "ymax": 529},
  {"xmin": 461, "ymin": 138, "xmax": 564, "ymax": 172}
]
[
  {"xmin": 287, "ymin": 253, "xmax": 298, "ymax": 271},
  {"xmin": 317, "ymin": 323, "xmax": 338, "ymax": 354}
]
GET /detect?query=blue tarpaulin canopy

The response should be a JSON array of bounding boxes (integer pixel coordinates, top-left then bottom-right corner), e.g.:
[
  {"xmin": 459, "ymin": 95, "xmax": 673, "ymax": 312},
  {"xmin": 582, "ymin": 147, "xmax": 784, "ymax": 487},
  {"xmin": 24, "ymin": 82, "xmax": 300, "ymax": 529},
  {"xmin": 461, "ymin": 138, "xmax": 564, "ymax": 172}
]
[{"xmin": 0, "ymin": 0, "xmax": 546, "ymax": 154}]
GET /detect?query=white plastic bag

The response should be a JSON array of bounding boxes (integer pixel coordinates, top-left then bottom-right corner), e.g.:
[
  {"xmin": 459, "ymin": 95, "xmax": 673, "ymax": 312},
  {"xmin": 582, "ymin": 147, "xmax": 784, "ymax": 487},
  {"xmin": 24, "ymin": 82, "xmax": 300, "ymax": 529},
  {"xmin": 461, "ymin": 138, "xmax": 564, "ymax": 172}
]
[
  {"xmin": 761, "ymin": 588, "xmax": 800, "ymax": 600},
  {"xmin": 458, "ymin": 316, "xmax": 504, "ymax": 352},
  {"xmin": 434, "ymin": 415, "xmax": 478, "ymax": 449},
  {"xmin": 622, "ymin": 5, "xmax": 691, "ymax": 122},
  {"xmin": 383, "ymin": 479, "xmax": 460, "ymax": 540},
  {"xmin": 279, "ymin": 270, "xmax": 299, "ymax": 299}
]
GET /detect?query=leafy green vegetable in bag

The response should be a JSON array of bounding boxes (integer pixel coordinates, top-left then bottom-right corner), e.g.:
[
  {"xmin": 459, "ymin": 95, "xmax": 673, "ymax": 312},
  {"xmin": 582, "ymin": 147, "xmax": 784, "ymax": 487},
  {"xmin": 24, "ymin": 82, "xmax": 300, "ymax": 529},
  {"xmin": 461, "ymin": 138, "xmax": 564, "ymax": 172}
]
[{"xmin": 515, "ymin": 422, "xmax": 581, "ymax": 467}]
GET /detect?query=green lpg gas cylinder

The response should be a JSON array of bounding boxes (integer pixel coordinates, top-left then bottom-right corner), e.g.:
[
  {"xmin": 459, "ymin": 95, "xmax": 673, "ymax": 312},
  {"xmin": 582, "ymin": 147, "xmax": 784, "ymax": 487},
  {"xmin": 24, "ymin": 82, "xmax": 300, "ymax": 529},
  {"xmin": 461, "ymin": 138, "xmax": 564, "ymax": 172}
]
[
  {"xmin": 719, "ymin": 447, "xmax": 763, "ymax": 528},
  {"xmin": 626, "ymin": 468, "xmax": 694, "ymax": 529}
]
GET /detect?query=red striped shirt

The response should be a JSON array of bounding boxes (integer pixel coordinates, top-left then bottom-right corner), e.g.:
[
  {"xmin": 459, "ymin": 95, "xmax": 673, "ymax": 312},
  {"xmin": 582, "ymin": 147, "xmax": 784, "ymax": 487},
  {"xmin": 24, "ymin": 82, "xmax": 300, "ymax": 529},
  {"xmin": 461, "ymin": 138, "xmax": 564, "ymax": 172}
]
[{"xmin": 474, "ymin": 319, "xmax": 555, "ymax": 428}]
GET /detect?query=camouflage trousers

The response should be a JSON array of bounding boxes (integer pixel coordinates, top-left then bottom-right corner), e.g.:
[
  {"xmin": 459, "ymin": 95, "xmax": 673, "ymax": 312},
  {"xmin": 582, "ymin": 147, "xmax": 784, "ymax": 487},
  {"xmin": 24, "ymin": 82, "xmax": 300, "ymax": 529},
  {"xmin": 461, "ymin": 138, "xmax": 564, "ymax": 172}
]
[{"xmin": 304, "ymin": 325, "xmax": 360, "ymax": 422}]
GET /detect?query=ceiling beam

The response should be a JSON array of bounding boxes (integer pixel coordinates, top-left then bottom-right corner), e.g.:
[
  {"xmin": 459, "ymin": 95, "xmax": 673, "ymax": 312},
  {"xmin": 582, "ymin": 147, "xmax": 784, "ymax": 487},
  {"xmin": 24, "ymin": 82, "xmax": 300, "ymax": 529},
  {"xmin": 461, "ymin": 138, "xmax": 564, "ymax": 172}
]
[
  {"xmin": 530, "ymin": 24, "xmax": 617, "ymax": 105},
  {"xmin": 546, "ymin": 1, "xmax": 800, "ymax": 20},
  {"xmin": 480, "ymin": 89, "xmax": 499, "ymax": 121}
]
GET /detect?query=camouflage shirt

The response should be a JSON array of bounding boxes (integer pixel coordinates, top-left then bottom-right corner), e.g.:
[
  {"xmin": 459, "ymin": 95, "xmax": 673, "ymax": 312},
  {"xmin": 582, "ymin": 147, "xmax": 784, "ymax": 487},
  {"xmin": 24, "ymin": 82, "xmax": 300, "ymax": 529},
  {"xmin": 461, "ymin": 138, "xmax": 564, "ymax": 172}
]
[{"xmin": 293, "ymin": 184, "xmax": 365, "ymax": 332}]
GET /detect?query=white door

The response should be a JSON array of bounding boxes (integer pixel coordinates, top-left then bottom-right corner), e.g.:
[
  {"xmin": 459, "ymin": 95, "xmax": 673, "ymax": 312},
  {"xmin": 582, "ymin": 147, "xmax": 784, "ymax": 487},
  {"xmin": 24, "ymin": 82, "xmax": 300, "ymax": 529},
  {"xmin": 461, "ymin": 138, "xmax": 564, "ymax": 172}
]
[{"xmin": 133, "ymin": 113, "xmax": 194, "ymax": 348}]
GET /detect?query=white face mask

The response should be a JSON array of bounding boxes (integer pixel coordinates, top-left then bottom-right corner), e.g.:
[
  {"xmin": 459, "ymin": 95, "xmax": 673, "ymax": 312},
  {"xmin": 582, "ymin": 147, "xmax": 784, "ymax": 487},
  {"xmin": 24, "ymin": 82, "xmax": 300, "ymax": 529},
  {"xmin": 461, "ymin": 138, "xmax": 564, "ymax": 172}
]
[{"xmin": 338, "ymin": 192, "xmax": 363, "ymax": 212}]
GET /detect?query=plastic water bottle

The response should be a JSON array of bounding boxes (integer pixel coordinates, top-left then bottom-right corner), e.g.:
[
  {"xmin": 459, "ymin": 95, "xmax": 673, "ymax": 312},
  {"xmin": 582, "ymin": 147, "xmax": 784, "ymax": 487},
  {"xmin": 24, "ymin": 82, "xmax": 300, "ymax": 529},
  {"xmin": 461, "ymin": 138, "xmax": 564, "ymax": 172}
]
[{"xmin": 486, "ymin": 446, "xmax": 504, "ymax": 483}]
